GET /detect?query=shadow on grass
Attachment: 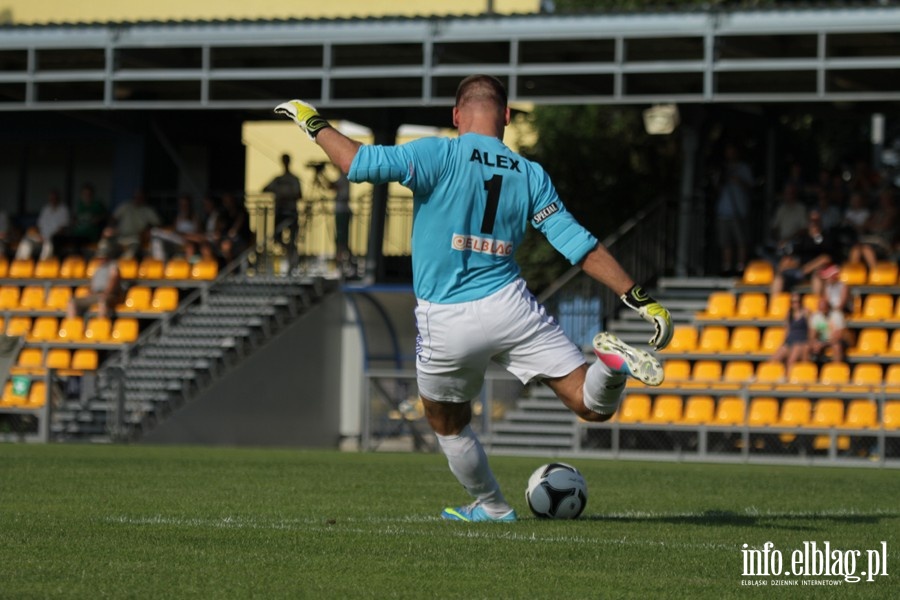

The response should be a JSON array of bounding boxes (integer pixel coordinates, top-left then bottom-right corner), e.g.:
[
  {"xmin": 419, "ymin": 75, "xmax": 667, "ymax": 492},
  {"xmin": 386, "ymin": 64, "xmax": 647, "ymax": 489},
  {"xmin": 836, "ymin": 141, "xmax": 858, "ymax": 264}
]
[{"xmin": 581, "ymin": 510, "xmax": 900, "ymax": 531}]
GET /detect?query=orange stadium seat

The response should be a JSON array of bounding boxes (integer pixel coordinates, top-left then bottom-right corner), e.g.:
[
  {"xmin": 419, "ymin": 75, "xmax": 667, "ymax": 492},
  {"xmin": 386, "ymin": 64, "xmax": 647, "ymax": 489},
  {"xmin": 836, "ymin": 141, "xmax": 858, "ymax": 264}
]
[
  {"xmin": 696, "ymin": 292, "xmax": 735, "ymax": 320},
  {"xmin": 164, "ymin": 257, "xmax": 191, "ymax": 280},
  {"xmin": 6, "ymin": 316, "xmax": 32, "ymax": 337},
  {"xmin": 111, "ymin": 317, "xmax": 139, "ymax": 343},
  {"xmin": 722, "ymin": 360, "xmax": 754, "ymax": 384},
  {"xmin": 34, "ymin": 257, "xmax": 60, "ymax": 278},
  {"xmin": 662, "ymin": 326, "xmax": 698, "ymax": 354},
  {"xmin": 191, "ymin": 259, "xmax": 219, "ymax": 280},
  {"xmin": 27, "ymin": 380, "xmax": 48, "ymax": 408},
  {"xmin": 801, "ymin": 293, "xmax": 819, "ymax": 314},
  {"xmin": 28, "ymin": 316, "xmax": 59, "ymax": 342},
  {"xmin": 851, "ymin": 363, "xmax": 883, "ymax": 389},
  {"xmin": 725, "ymin": 326, "xmax": 760, "ymax": 354},
  {"xmin": 0, "ymin": 286, "xmax": 21, "ymax": 310},
  {"xmin": 121, "ymin": 286, "xmax": 153, "ymax": 312},
  {"xmin": 84, "ymin": 317, "xmax": 112, "ymax": 343},
  {"xmin": 759, "ymin": 326, "xmax": 786, "ymax": 355},
  {"xmin": 59, "ymin": 255, "xmax": 86, "ymax": 279},
  {"xmin": 138, "ymin": 258, "xmax": 164, "ymax": 279},
  {"xmin": 44, "ymin": 286, "xmax": 73, "ymax": 311},
  {"xmin": 766, "ymin": 293, "xmax": 790, "ymax": 320},
  {"xmin": 889, "ymin": 329, "xmax": 900, "ymax": 355},
  {"xmin": 85, "ymin": 257, "xmax": 103, "ymax": 278},
  {"xmin": 690, "ymin": 360, "xmax": 722, "ymax": 387},
  {"xmin": 750, "ymin": 361, "xmax": 785, "ymax": 390},
  {"xmin": 841, "ymin": 399, "xmax": 878, "ymax": 430},
  {"xmin": 854, "ymin": 294, "xmax": 894, "ymax": 321},
  {"xmin": 839, "ymin": 262, "xmax": 867, "ymax": 286},
  {"xmin": 13, "ymin": 347, "xmax": 44, "ymax": 375},
  {"xmin": 9, "ymin": 259, "xmax": 34, "ymax": 278},
  {"xmin": 662, "ymin": 360, "xmax": 691, "ymax": 385},
  {"xmin": 741, "ymin": 260, "xmax": 774, "ymax": 286},
  {"xmin": 817, "ymin": 362, "xmax": 850, "ymax": 390},
  {"xmin": 18, "ymin": 285, "xmax": 46, "ymax": 310},
  {"xmin": 697, "ymin": 326, "xmax": 729, "ymax": 353},
  {"xmin": 779, "ymin": 361, "xmax": 818, "ymax": 391},
  {"xmin": 70, "ymin": 348, "xmax": 98, "ymax": 371},
  {"xmin": 883, "ymin": 402, "xmax": 900, "ymax": 430},
  {"xmin": 45, "ymin": 348, "xmax": 71, "ymax": 371},
  {"xmin": 747, "ymin": 397, "xmax": 779, "ymax": 427},
  {"xmin": 867, "ymin": 261, "xmax": 898, "ymax": 286},
  {"xmin": 151, "ymin": 287, "xmax": 179, "ymax": 311},
  {"xmin": 885, "ymin": 364, "xmax": 900, "ymax": 393},
  {"xmin": 57, "ymin": 317, "xmax": 85, "ymax": 342},
  {"xmin": 735, "ymin": 293, "xmax": 767, "ymax": 319},
  {"xmin": 777, "ymin": 398, "xmax": 812, "ymax": 428},
  {"xmin": 681, "ymin": 396, "xmax": 715, "ymax": 425},
  {"xmin": 647, "ymin": 395, "xmax": 682, "ymax": 424},
  {"xmin": 618, "ymin": 394, "xmax": 651, "ymax": 423},
  {"xmin": 117, "ymin": 258, "xmax": 138, "ymax": 280},
  {"xmin": 847, "ymin": 329, "xmax": 888, "ymax": 357},
  {"xmin": 713, "ymin": 397, "xmax": 746, "ymax": 426}
]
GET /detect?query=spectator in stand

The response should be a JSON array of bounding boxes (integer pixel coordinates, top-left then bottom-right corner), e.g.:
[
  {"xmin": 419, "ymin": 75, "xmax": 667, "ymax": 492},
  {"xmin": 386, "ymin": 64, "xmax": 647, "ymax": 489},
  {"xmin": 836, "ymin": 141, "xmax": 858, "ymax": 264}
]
[
  {"xmin": 842, "ymin": 190, "xmax": 871, "ymax": 238},
  {"xmin": 808, "ymin": 294, "xmax": 848, "ymax": 364},
  {"xmin": 848, "ymin": 187, "xmax": 898, "ymax": 272},
  {"xmin": 770, "ymin": 209, "xmax": 840, "ymax": 298},
  {"xmin": 714, "ymin": 142, "xmax": 754, "ymax": 276},
  {"xmin": 816, "ymin": 263, "xmax": 853, "ymax": 313},
  {"xmin": 771, "ymin": 293, "xmax": 810, "ymax": 373},
  {"xmin": 15, "ymin": 189, "xmax": 70, "ymax": 261},
  {"xmin": 814, "ymin": 186, "xmax": 842, "ymax": 235},
  {"xmin": 149, "ymin": 193, "xmax": 200, "ymax": 260},
  {"xmin": 184, "ymin": 194, "xmax": 225, "ymax": 264},
  {"xmin": 55, "ymin": 183, "xmax": 108, "ymax": 257},
  {"xmin": 107, "ymin": 188, "xmax": 162, "ymax": 259},
  {"xmin": 770, "ymin": 183, "xmax": 808, "ymax": 253},
  {"xmin": 66, "ymin": 239, "xmax": 122, "ymax": 318},
  {"xmin": 217, "ymin": 193, "xmax": 253, "ymax": 265}
]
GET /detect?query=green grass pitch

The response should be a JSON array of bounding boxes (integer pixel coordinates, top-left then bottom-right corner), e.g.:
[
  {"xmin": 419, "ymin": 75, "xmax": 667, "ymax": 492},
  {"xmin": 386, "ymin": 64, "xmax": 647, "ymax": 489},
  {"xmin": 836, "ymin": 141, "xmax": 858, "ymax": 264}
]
[{"xmin": 1, "ymin": 444, "xmax": 897, "ymax": 599}]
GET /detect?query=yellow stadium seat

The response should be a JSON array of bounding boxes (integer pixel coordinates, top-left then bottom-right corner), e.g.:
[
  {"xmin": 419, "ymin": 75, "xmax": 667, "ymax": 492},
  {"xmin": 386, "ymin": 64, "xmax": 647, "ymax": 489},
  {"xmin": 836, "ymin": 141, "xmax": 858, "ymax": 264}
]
[
  {"xmin": 808, "ymin": 398, "xmax": 845, "ymax": 429},
  {"xmin": 151, "ymin": 287, "xmax": 179, "ymax": 311},
  {"xmin": 854, "ymin": 294, "xmax": 894, "ymax": 321},
  {"xmin": 618, "ymin": 394, "xmax": 651, "ymax": 423},
  {"xmin": 801, "ymin": 293, "xmax": 819, "ymax": 314},
  {"xmin": 85, "ymin": 257, "xmax": 103, "ymax": 278},
  {"xmin": 840, "ymin": 399, "xmax": 878, "ymax": 430},
  {"xmin": 662, "ymin": 326, "xmax": 697, "ymax": 354},
  {"xmin": 722, "ymin": 360, "xmax": 754, "ymax": 385},
  {"xmin": 191, "ymin": 259, "xmax": 219, "ymax": 280},
  {"xmin": 697, "ymin": 326, "xmax": 729, "ymax": 353},
  {"xmin": 759, "ymin": 326, "xmax": 786, "ymax": 354},
  {"xmin": 13, "ymin": 347, "xmax": 44, "ymax": 374},
  {"xmin": 817, "ymin": 362, "xmax": 850, "ymax": 391},
  {"xmin": 839, "ymin": 262, "xmax": 867, "ymax": 286},
  {"xmin": 851, "ymin": 363, "xmax": 883, "ymax": 389},
  {"xmin": 0, "ymin": 286, "xmax": 21, "ymax": 310},
  {"xmin": 883, "ymin": 402, "xmax": 900, "ymax": 430},
  {"xmin": 777, "ymin": 398, "xmax": 812, "ymax": 428},
  {"xmin": 27, "ymin": 380, "xmax": 47, "ymax": 408},
  {"xmin": 647, "ymin": 395, "xmax": 682, "ymax": 424},
  {"xmin": 735, "ymin": 293, "xmax": 767, "ymax": 319},
  {"xmin": 847, "ymin": 328, "xmax": 888, "ymax": 357},
  {"xmin": 28, "ymin": 316, "xmax": 59, "ymax": 342},
  {"xmin": 696, "ymin": 292, "xmax": 735, "ymax": 320},
  {"xmin": 84, "ymin": 317, "xmax": 112, "ymax": 343},
  {"xmin": 713, "ymin": 397, "xmax": 745, "ymax": 425},
  {"xmin": 164, "ymin": 257, "xmax": 191, "ymax": 280},
  {"xmin": 867, "ymin": 261, "xmax": 898, "ymax": 286},
  {"xmin": 750, "ymin": 361, "xmax": 785, "ymax": 390},
  {"xmin": 779, "ymin": 361, "xmax": 818, "ymax": 391},
  {"xmin": 138, "ymin": 258, "xmax": 164, "ymax": 279},
  {"xmin": 34, "ymin": 257, "xmax": 60, "ymax": 278},
  {"xmin": 44, "ymin": 286, "xmax": 73, "ymax": 311},
  {"xmin": 59, "ymin": 255, "xmax": 86, "ymax": 279},
  {"xmin": 121, "ymin": 286, "xmax": 153, "ymax": 312},
  {"xmin": 885, "ymin": 364, "xmax": 900, "ymax": 393},
  {"xmin": 662, "ymin": 360, "xmax": 691, "ymax": 385},
  {"xmin": 57, "ymin": 317, "xmax": 85, "ymax": 342},
  {"xmin": 889, "ymin": 329, "xmax": 900, "ymax": 355},
  {"xmin": 1, "ymin": 381, "xmax": 27, "ymax": 407},
  {"xmin": 111, "ymin": 317, "xmax": 139, "ymax": 343},
  {"xmin": 9, "ymin": 258, "xmax": 34, "ymax": 278},
  {"xmin": 741, "ymin": 260, "xmax": 774, "ymax": 286},
  {"xmin": 6, "ymin": 316, "xmax": 32, "ymax": 337},
  {"xmin": 71, "ymin": 348, "xmax": 98, "ymax": 371},
  {"xmin": 0, "ymin": 257, "xmax": 7, "ymax": 278},
  {"xmin": 45, "ymin": 348, "xmax": 71, "ymax": 371},
  {"xmin": 18, "ymin": 285, "xmax": 46, "ymax": 310},
  {"xmin": 747, "ymin": 397, "xmax": 779, "ymax": 427},
  {"xmin": 725, "ymin": 326, "xmax": 760, "ymax": 354},
  {"xmin": 681, "ymin": 396, "xmax": 715, "ymax": 425},
  {"xmin": 766, "ymin": 293, "xmax": 791, "ymax": 320},
  {"xmin": 117, "ymin": 258, "xmax": 138, "ymax": 280},
  {"xmin": 691, "ymin": 360, "xmax": 722, "ymax": 385}
]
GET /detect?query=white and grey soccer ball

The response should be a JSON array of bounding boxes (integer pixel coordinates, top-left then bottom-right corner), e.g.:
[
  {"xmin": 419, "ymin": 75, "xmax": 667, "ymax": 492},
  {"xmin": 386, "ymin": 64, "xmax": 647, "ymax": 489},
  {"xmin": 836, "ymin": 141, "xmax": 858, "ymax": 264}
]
[{"xmin": 525, "ymin": 462, "xmax": 588, "ymax": 519}]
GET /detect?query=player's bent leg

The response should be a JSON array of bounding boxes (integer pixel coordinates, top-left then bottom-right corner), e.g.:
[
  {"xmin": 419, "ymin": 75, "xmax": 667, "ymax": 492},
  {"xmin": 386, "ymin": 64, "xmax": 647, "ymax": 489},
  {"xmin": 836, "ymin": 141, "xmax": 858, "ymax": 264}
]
[{"xmin": 423, "ymin": 396, "xmax": 517, "ymax": 522}]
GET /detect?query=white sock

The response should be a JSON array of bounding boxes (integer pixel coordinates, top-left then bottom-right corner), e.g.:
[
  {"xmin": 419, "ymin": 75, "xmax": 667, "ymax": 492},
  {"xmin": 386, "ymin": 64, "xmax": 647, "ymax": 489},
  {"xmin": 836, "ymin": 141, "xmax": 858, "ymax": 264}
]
[
  {"xmin": 436, "ymin": 425, "xmax": 510, "ymax": 516},
  {"xmin": 583, "ymin": 359, "xmax": 626, "ymax": 415}
]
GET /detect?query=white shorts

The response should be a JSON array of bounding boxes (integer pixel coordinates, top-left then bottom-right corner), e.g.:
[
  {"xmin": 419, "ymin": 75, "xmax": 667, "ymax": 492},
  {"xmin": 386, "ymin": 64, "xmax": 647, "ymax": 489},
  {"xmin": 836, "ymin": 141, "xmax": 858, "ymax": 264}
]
[{"xmin": 415, "ymin": 278, "xmax": 586, "ymax": 403}]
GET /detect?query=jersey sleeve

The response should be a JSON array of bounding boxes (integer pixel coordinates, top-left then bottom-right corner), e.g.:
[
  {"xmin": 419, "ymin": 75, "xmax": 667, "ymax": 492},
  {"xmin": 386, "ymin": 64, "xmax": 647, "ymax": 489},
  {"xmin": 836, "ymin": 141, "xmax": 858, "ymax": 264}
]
[
  {"xmin": 529, "ymin": 168, "xmax": 598, "ymax": 265},
  {"xmin": 348, "ymin": 138, "xmax": 446, "ymax": 194}
]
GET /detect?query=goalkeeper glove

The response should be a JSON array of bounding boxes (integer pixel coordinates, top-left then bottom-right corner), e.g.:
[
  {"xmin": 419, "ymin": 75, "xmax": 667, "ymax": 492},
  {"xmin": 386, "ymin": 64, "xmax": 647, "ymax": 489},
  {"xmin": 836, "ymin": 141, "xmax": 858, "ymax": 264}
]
[
  {"xmin": 620, "ymin": 284, "xmax": 673, "ymax": 351},
  {"xmin": 274, "ymin": 100, "xmax": 332, "ymax": 140}
]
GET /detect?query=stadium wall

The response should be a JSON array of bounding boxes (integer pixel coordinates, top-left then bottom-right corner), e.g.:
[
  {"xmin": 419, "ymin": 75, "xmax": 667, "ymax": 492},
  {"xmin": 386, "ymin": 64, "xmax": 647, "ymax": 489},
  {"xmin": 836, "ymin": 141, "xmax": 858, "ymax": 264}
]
[{"xmin": 142, "ymin": 296, "xmax": 344, "ymax": 447}]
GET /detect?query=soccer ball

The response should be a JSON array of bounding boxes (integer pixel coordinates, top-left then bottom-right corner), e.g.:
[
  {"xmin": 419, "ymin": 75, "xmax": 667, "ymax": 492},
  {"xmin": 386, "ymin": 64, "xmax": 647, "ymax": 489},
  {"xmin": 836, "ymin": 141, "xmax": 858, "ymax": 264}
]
[{"xmin": 525, "ymin": 462, "xmax": 588, "ymax": 519}]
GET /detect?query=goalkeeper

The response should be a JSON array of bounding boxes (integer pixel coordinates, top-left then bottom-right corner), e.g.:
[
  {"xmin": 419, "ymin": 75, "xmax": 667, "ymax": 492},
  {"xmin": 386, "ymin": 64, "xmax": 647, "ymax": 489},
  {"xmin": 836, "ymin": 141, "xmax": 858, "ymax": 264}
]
[{"xmin": 276, "ymin": 75, "xmax": 672, "ymax": 523}]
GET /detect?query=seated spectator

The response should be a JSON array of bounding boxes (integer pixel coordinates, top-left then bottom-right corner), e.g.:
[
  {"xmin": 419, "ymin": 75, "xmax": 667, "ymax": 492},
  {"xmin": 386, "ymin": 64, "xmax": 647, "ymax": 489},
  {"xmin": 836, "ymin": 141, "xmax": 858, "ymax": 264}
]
[
  {"xmin": 54, "ymin": 183, "xmax": 108, "ymax": 257},
  {"xmin": 771, "ymin": 293, "xmax": 810, "ymax": 372},
  {"xmin": 15, "ymin": 189, "xmax": 70, "ymax": 261},
  {"xmin": 66, "ymin": 240, "xmax": 123, "ymax": 318},
  {"xmin": 108, "ymin": 189, "xmax": 162, "ymax": 259},
  {"xmin": 770, "ymin": 209, "xmax": 840, "ymax": 298},
  {"xmin": 183, "ymin": 194, "xmax": 225, "ymax": 263},
  {"xmin": 848, "ymin": 187, "xmax": 898, "ymax": 271},
  {"xmin": 815, "ymin": 263, "xmax": 852, "ymax": 313},
  {"xmin": 150, "ymin": 193, "xmax": 200, "ymax": 260},
  {"xmin": 770, "ymin": 183, "xmax": 808, "ymax": 253},
  {"xmin": 217, "ymin": 193, "xmax": 253, "ymax": 265},
  {"xmin": 808, "ymin": 295, "xmax": 849, "ymax": 364}
]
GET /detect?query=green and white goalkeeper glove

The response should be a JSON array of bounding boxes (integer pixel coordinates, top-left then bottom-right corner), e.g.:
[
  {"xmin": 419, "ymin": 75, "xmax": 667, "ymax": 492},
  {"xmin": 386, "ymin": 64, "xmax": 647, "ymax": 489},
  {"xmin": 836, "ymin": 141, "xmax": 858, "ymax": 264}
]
[
  {"xmin": 620, "ymin": 284, "xmax": 673, "ymax": 351},
  {"xmin": 274, "ymin": 100, "xmax": 332, "ymax": 140}
]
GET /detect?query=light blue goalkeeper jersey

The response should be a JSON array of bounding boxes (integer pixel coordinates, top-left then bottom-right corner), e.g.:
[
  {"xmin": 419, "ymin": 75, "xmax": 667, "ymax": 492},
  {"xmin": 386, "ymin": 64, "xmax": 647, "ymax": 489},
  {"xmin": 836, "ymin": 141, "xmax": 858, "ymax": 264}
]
[{"xmin": 348, "ymin": 132, "xmax": 598, "ymax": 303}]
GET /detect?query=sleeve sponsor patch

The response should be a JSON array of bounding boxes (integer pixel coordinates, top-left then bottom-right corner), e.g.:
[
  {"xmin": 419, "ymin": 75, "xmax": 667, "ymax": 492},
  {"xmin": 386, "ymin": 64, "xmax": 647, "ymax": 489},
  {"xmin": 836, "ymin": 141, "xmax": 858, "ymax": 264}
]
[{"xmin": 531, "ymin": 202, "xmax": 559, "ymax": 225}]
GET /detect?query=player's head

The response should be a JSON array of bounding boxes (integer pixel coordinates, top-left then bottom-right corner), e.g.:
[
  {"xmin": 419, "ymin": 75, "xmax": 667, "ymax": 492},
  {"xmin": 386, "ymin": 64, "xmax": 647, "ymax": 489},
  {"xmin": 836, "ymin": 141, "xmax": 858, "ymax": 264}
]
[{"xmin": 453, "ymin": 74, "xmax": 510, "ymax": 135}]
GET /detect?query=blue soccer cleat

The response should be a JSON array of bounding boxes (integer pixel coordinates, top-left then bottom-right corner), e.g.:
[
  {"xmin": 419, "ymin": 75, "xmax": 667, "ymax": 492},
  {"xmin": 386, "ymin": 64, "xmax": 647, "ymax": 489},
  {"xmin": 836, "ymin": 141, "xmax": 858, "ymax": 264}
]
[{"xmin": 441, "ymin": 503, "xmax": 517, "ymax": 522}]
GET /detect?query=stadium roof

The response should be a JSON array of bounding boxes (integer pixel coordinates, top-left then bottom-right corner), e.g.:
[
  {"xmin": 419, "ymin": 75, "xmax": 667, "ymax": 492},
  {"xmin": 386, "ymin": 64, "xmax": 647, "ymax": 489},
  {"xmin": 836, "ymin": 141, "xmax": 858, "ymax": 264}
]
[{"xmin": 1, "ymin": 2, "xmax": 899, "ymax": 115}]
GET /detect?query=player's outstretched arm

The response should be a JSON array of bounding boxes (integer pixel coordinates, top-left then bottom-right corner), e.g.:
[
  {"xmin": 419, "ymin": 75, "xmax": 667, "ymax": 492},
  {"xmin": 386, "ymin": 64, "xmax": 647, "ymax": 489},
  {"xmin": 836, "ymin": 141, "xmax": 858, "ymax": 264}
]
[
  {"xmin": 274, "ymin": 100, "xmax": 362, "ymax": 173},
  {"xmin": 579, "ymin": 244, "xmax": 673, "ymax": 350}
]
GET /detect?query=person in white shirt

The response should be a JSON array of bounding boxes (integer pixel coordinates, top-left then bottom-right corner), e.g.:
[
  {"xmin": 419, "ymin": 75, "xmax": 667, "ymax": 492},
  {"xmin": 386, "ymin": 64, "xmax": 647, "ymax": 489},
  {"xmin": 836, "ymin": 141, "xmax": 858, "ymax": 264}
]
[{"xmin": 16, "ymin": 189, "xmax": 70, "ymax": 260}]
